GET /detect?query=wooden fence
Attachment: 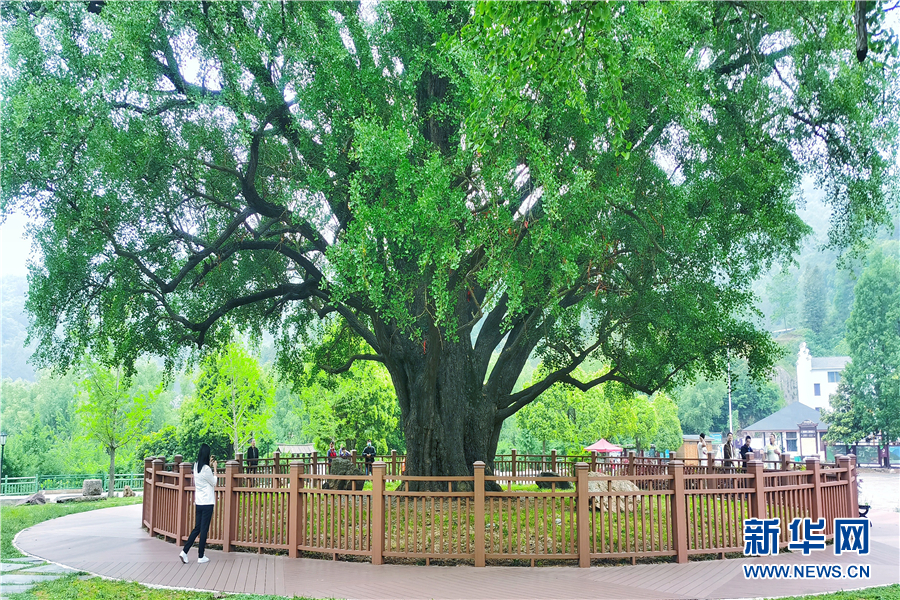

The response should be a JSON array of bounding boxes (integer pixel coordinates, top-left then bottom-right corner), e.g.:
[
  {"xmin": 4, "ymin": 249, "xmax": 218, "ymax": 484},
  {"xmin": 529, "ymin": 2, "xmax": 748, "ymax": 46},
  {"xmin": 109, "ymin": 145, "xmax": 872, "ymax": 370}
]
[
  {"xmin": 233, "ymin": 449, "xmax": 804, "ymax": 484},
  {"xmin": 143, "ymin": 453, "xmax": 858, "ymax": 566}
]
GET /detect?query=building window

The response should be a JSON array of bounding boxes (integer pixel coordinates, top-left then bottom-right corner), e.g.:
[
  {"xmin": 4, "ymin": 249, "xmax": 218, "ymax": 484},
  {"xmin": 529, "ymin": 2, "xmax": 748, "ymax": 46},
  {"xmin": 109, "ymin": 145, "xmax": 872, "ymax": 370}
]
[
  {"xmin": 814, "ymin": 383, "xmax": 821, "ymax": 396},
  {"xmin": 828, "ymin": 371, "xmax": 841, "ymax": 383},
  {"xmin": 786, "ymin": 432, "xmax": 798, "ymax": 453}
]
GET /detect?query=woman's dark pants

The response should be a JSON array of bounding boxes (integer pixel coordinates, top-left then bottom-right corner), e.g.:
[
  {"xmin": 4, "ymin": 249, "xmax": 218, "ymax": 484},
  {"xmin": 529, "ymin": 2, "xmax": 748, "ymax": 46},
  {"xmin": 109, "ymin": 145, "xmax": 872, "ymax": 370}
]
[{"xmin": 183, "ymin": 504, "xmax": 214, "ymax": 558}]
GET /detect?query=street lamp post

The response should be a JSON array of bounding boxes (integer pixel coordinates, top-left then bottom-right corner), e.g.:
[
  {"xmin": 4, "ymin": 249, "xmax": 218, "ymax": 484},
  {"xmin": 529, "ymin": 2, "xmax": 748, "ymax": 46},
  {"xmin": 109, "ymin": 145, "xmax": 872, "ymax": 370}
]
[
  {"xmin": 726, "ymin": 350, "xmax": 733, "ymax": 435},
  {"xmin": 1, "ymin": 432, "xmax": 7, "ymax": 487}
]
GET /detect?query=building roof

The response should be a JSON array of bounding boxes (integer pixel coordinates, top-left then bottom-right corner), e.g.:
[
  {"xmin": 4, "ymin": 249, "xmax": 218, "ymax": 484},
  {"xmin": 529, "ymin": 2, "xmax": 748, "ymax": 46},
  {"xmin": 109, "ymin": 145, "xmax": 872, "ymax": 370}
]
[
  {"xmin": 810, "ymin": 356, "xmax": 851, "ymax": 370},
  {"xmin": 743, "ymin": 402, "xmax": 829, "ymax": 433},
  {"xmin": 277, "ymin": 443, "xmax": 316, "ymax": 455}
]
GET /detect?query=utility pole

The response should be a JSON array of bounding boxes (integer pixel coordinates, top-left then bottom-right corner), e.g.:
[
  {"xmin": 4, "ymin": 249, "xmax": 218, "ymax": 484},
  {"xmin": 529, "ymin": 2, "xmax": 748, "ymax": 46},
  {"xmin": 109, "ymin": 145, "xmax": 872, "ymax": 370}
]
[{"xmin": 727, "ymin": 350, "xmax": 733, "ymax": 434}]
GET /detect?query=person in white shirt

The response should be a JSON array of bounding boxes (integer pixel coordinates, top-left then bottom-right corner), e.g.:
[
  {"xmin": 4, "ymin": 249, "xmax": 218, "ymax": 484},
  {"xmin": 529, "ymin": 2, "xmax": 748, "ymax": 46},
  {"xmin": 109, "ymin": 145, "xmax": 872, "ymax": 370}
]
[
  {"xmin": 697, "ymin": 433, "xmax": 708, "ymax": 465},
  {"xmin": 180, "ymin": 443, "xmax": 218, "ymax": 564}
]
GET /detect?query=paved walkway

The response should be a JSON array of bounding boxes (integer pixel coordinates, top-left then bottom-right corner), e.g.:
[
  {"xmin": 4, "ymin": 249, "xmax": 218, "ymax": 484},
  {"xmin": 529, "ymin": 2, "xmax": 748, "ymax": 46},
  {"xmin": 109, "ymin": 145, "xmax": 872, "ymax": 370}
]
[{"xmin": 12, "ymin": 505, "xmax": 900, "ymax": 600}]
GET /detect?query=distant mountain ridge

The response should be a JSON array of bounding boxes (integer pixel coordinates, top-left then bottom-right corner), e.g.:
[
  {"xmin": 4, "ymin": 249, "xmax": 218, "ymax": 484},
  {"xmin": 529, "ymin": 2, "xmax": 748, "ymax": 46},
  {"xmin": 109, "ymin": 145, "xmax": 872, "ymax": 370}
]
[{"xmin": 1, "ymin": 275, "xmax": 36, "ymax": 381}]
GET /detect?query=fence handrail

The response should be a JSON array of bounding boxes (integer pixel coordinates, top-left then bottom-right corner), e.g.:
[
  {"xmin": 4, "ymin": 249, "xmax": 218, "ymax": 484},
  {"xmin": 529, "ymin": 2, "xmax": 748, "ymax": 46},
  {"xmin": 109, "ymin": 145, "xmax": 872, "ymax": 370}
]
[
  {"xmin": 1, "ymin": 472, "xmax": 144, "ymax": 496},
  {"xmin": 142, "ymin": 454, "xmax": 858, "ymax": 567}
]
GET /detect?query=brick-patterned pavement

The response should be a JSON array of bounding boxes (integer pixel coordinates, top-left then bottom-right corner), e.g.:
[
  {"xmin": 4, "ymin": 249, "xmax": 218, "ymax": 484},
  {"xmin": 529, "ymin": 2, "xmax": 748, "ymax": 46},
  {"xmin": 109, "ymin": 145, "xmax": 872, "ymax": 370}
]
[{"xmin": 13, "ymin": 504, "xmax": 899, "ymax": 600}]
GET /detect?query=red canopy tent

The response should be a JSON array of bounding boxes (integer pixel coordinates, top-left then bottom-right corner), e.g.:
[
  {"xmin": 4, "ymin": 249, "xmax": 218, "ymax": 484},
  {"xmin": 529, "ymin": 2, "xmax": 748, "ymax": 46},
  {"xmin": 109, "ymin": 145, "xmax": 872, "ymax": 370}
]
[{"xmin": 583, "ymin": 438, "xmax": 623, "ymax": 453}]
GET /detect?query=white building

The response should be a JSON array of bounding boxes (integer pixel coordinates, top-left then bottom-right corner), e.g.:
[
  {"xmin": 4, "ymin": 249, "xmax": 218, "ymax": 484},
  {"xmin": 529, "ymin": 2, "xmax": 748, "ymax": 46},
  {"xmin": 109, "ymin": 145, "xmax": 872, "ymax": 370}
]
[{"xmin": 796, "ymin": 342, "xmax": 851, "ymax": 409}]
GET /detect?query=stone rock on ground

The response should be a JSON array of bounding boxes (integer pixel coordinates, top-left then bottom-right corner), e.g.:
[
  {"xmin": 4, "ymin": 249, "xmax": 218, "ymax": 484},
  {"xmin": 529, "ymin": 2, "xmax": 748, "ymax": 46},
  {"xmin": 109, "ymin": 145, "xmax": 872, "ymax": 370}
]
[
  {"xmin": 325, "ymin": 458, "xmax": 366, "ymax": 490},
  {"xmin": 18, "ymin": 490, "xmax": 47, "ymax": 506},
  {"xmin": 57, "ymin": 495, "xmax": 104, "ymax": 504},
  {"xmin": 122, "ymin": 485, "xmax": 135, "ymax": 497},
  {"xmin": 536, "ymin": 471, "xmax": 573, "ymax": 490},
  {"xmin": 82, "ymin": 479, "xmax": 102, "ymax": 496},
  {"xmin": 587, "ymin": 472, "xmax": 641, "ymax": 512}
]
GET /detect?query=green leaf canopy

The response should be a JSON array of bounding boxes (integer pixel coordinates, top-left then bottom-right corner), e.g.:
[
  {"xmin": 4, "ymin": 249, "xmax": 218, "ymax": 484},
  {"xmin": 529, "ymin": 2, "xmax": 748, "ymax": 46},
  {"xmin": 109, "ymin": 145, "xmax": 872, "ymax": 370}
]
[{"xmin": 2, "ymin": 2, "xmax": 897, "ymax": 478}]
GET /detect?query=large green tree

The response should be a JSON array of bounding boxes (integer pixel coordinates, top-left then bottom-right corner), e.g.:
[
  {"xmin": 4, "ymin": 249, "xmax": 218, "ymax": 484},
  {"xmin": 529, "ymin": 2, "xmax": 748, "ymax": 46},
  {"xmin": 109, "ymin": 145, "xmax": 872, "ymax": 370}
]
[
  {"xmin": 301, "ymin": 361, "xmax": 403, "ymax": 454},
  {"xmin": 824, "ymin": 245, "xmax": 900, "ymax": 467},
  {"xmin": 3, "ymin": 3, "xmax": 898, "ymax": 482}
]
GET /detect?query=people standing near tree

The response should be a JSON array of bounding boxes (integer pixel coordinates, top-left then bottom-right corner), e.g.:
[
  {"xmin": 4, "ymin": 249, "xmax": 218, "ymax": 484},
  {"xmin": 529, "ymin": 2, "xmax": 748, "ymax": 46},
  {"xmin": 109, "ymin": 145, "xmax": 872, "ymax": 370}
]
[
  {"xmin": 363, "ymin": 439, "xmax": 376, "ymax": 475},
  {"xmin": 246, "ymin": 438, "xmax": 259, "ymax": 487},
  {"xmin": 246, "ymin": 438, "xmax": 259, "ymax": 472},
  {"xmin": 180, "ymin": 443, "xmax": 217, "ymax": 565},
  {"xmin": 723, "ymin": 432, "xmax": 735, "ymax": 469},
  {"xmin": 697, "ymin": 433, "xmax": 708, "ymax": 466},
  {"xmin": 764, "ymin": 433, "xmax": 782, "ymax": 465},
  {"xmin": 739, "ymin": 435, "xmax": 754, "ymax": 470},
  {"xmin": 327, "ymin": 441, "xmax": 337, "ymax": 472}
]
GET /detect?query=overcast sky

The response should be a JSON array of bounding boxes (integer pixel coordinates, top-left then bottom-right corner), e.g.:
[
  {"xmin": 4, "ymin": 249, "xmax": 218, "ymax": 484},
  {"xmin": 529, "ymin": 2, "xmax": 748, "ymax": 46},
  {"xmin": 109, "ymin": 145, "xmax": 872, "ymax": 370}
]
[{"xmin": 1, "ymin": 213, "xmax": 30, "ymax": 278}]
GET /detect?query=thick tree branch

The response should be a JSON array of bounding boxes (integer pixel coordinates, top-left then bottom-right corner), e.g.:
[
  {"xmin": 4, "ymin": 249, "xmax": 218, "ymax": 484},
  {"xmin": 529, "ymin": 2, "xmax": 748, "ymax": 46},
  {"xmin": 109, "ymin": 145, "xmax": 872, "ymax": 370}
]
[
  {"xmin": 713, "ymin": 44, "xmax": 795, "ymax": 76},
  {"xmin": 495, "ymin": 337, "xmax": 611, "ymax": 421},
  {"xmin": 320, "ymin": 353, "xmax": 386, "ymax": 374}
]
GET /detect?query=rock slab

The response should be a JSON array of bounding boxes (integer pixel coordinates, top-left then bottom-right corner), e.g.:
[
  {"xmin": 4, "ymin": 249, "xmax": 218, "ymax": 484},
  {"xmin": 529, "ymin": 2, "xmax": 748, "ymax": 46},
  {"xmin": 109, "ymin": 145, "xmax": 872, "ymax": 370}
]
[
  {"xmin": 82, "ymin": 479, "xmax": 102, "ymax": 496},
  {"xmin": 587, "ymin": 472, "xmax": 641, "ymax": 512},
  {"xmin": 325, "ymin": 458, "xmax": 365, "ymax": 490},
  {"xmin": 536, "ymin": 471, "xmax": 573, "ymax": 490},
  {"xmin": 17, "ymin": 491, "xmax": 46, "ymax": 506}
]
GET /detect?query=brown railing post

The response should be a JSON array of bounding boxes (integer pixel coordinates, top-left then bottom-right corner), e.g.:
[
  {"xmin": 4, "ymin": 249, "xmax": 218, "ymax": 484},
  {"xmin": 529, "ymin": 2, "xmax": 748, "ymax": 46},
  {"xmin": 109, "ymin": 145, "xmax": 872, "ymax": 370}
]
[
  {"xmin": 474, "ymin": 461, "xmax": 486, "ymax": 567},
  {"xmin": 551, "ymin": 449, "xmax": 557, "ymax": 473},
  {"xmin": 350, "ymin": 449, "xmax": 357, "ymax": 466},
  {"xmin": 590, "ymin": 451, "xmax": 596, "ymax": 473},
  {"xmin": 371, "ymin": 461, "xmax": 385, "ymax": 565},
  {"xmin": 848, "ymin": 454, "xmax": 859, "ymax": 517},
  {"xmin": 627, "ymin": 451, "xmax": 636, "ymax": 476},
  {"xmin": 312, "ymin": 451, "xmax": 318, "ymax": 475},
  {"xmin": 272, "ymin": 451, "xmax": 281, "ymax": 487},
  {"xmin": 391, "ymin": 450, "xmax": 398, "ymax": 476},
  {"xmin": 173, "ymin": 454, "xmax": 183, "ymax": 468},
  {"xmin": 288, "ymin": 461, "xmax": 302, "ymax": 558},
  {"xmin": 748, "ymin": 459, "xmax": 766, "ymax": 519},
  {"xmin": 511, "ymin": 449, "xmax": 517, "ymax": 489},
  {"xmin": 144, "ymin": 458, "xmax": 155, "ymax": 533},
  {"xmin": 668, "ymin": 460, "xmax": 688, "ymax": 563},
  {"xmin": 575, "ymin": 462, "xmax": 590, "ymax": 567},
  {"xmin": 837, "ymin": 455, "xmax": 854, "ymax": 518},
  {"xmin": 805, "ymin": 456, "xmax": 822, "ymax": 523},
  {"xmin": 781, "ymin": 453, "xmax": 790, "ymax": 471},
  {"xmin": 175, "ymin": 461, "xmax": 191, "ymax": 544},
  {"xmin": 149, "ymin": 458, "xmax": 164, "ymax": 536},
  {"xmin": 222, "ymin": 460, "xmax": 238, "ymax": 553}
]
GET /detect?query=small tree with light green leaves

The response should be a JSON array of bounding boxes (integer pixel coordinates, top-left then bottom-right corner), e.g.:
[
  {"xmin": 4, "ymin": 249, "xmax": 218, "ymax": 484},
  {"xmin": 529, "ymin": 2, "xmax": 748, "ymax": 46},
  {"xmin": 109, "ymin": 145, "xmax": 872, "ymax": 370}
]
[
  {"xmin": 194, "ymin": 343, "xmax": 274, "ymax": 458},
  {"xmin": 79, "ymin": 358, "xmax": 154, "ymax": 493}
]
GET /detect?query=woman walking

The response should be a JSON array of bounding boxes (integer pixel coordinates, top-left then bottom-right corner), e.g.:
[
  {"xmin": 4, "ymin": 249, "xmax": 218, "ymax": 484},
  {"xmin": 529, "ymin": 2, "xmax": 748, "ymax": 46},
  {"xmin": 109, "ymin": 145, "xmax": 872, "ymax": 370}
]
[{"xmin": 180, "ymin": 443, "xmax": 218, "ymax": 564}]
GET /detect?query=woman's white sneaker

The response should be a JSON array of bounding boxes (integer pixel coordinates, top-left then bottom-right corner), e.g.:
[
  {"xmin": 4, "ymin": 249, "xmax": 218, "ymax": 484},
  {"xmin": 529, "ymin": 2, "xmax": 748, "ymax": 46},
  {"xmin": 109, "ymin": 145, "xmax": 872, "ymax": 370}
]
[
  {"xmin": 179, "ymin": 551, "xmax": 188, "ymax": 564},
  {"xmin": 197, "ymin": 556, "xmax": 209, "ymax": 564}
]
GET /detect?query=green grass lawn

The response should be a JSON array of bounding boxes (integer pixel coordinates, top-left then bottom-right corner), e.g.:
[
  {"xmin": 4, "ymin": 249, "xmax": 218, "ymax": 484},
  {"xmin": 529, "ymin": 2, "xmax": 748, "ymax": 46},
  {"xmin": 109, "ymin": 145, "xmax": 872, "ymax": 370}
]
[
  {"xmin": 1, "ymin": 497, "xmax": 142, "ymax": 559},
  {"xmin": 769, "ymin": 585, "xmax": 900, "ymax": 600},
  {"xmin": 6, "ymin": 575, "xmax": 327, "ymax": 600},
  {"xmin": 8, "ymin": 569, "xmax": 897, "ymax": 600}
]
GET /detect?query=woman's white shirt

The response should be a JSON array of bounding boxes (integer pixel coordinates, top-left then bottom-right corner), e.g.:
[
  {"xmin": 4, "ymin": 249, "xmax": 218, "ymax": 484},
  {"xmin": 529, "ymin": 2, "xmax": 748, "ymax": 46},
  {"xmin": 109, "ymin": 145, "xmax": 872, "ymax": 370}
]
[{"xmin": 194, "ymin": 463, "xmax": 217, "ymax": 505}]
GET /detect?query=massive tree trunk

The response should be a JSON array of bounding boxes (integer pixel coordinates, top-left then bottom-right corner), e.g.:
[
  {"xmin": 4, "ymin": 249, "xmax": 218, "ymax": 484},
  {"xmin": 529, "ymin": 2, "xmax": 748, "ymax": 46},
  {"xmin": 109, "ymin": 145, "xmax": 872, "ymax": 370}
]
[{"xmin": 378, "ymin": 325, "xmax": 503, "ymax": 490}]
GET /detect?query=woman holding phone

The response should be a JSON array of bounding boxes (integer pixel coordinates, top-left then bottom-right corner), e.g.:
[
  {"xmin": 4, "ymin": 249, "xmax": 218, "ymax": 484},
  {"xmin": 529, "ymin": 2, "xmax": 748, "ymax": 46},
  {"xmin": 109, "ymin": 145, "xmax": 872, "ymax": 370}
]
[{"xmin": 179, "ymin": 444, "xmax": 218, "ymax": 564}]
